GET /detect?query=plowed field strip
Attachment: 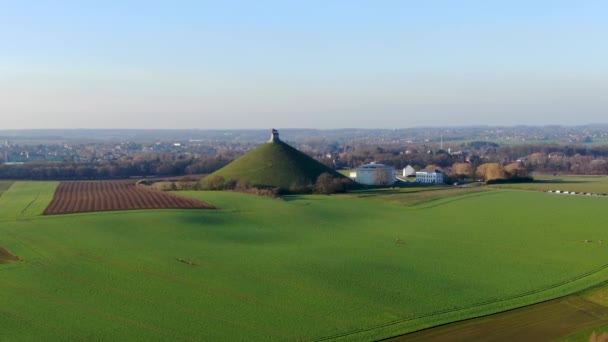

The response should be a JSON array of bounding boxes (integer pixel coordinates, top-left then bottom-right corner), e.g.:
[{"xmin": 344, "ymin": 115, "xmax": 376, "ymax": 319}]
[{"xmin": 44, "ymin": 181, "xmax": 214, "ymax": 215}]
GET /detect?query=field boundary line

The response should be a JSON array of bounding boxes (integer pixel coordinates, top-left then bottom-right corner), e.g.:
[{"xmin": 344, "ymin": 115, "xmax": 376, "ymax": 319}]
[
  {"xmin": 0, "ymin": 181, "xmax": 15, "ymax": 200},
  {"xmin": 311, "ymin": 262, "xmax": 608, "ymax": 341}
]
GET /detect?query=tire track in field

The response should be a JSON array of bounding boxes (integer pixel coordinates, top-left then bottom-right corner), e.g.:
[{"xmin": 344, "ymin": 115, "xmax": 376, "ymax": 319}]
[
  {"xmin": 73, "ymin": 249, "xmax": 351, "ymax": 327},
  {"xmin": 0, "ymin": 309, "xmax": 89, "ymax": 342},
  {"xmin": 0, "ymin": 279, "xmax": 195, "ymax": 342},
  {"xmin": 0, "ymin": 227, "xmax": 47, "ymax": 259},
  {"xmin": 177, "ymin": 258, "xmax": 415, "ymax": 319},
  {"xmin": 6, "ymin": 226, "xmax": 414, "ymax": 322},
  {"xmin": 3, "ymin": 228, "xmax": 420, "ymax": 333},
  {"xmin": 29, "ymin": 261, "xmax": 294, "ymax": 339},
  {"xmin": 406, "ymin": 190, "xmax": 496, "ymax": 210},
  {"xmin": 4, "ymin": 229, "xmax": 350, "ymax": 328},
  {"xmin": 19, "ymin": 192, "xmax": 40, "ymax": 216}
]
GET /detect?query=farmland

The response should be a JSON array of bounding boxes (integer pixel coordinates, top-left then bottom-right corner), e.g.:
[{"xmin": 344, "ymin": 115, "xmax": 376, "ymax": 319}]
[
  {"xmin": 44, "ymin": 181, "xmax": 214, "ymax": 215},
  {"xmin": 2, "ymin": 182, "xmax": 608, "ymax": 340},
  {"xmin": 488, "ymin": 175, "xmax": 608, "ymax": 194},
  {"xmin": 0, "ymin": 181, "xmax": 58, "ymax": 218},
  {"xmin": 390, "ymin": 294, "xmax": 608, "ymax": 342}
]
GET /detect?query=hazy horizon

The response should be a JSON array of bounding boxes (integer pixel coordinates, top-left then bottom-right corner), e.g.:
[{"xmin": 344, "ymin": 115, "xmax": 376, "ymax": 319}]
[{"xmin": 2, "ymin": 1, "xmax": 607, "ymax": 129}]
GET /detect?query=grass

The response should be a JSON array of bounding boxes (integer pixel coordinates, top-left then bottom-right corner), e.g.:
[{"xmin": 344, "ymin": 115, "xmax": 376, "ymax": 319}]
[
  {"xmin": 203, "ymin": 140, "xmax": 345, "ymax": 190},
  {"xmin": 488, "ymin": 174, "xmax": 608, "ymax": 194},
  {"xmin": 342, "ymin": 186, "xmax": 487, "ymax": 207},
  {"xmin": 2, "ymin": 182, "xmax": 608, "ymax": 340},
  {"xmin": 0, "ymin": 181, "xmax": 58, "ymax": 219}
]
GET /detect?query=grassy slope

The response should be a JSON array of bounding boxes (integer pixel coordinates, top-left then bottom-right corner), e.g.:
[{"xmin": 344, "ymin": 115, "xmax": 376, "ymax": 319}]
[
  {"xmin": 2, "ymin": 183, "xmax": 608, "ymax": 340},
  {"xmin": 204, "ymin": 140, "xmax": 344, "ymax": 189}
]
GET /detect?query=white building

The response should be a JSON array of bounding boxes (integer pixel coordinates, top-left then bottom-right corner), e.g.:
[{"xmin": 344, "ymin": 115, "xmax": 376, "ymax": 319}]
[
  {"xmin": 415, "ymin": 169, "xmax": 444, "ymax": 184},
  {"xmin": 402, "ymin": 165, "xmax": 415, "ymax": 177},
  {"xmin": 355, "ymin": 162, "xmax": 395, "ymax": 186}
]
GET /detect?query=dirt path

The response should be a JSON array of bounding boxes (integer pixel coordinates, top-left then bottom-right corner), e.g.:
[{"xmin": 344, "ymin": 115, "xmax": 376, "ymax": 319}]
[
  {"xmin": 386, "ymin": 295, "xmax": 608, "ymax": 342},
  {"xmin": 0, "ymin": 246, "xmax": 20, "ymax": 263}
]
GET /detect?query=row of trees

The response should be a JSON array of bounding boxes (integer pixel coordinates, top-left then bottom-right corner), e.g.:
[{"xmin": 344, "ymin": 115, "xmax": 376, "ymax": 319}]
[
  {"xmin": 199, "ymin": 172, "xmax": 353, "ymax": 195},
  {"xmin": 329, "ymin": 142, "xmax": 608, "ymax": 176},
  {"xmin": 449, "ymin": 162, "xmax": 530, "ymax": 183},
  {"xmin": 0, "ymin": 156, "xmax": 231, "ymax": 180},
  {"xmin": 4, "ymin": 140, "xmax": 608, "ymax": 181}
]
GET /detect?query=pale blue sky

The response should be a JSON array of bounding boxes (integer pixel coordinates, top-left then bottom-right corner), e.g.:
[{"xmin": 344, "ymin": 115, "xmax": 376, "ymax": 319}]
[{"xmin": 1, "ymin": 1, "xmax": 607, "ymax": 129}]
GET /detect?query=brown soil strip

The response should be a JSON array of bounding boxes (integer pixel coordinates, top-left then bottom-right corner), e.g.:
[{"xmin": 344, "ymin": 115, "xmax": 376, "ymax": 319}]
[
  {"xmin": 43, "ymin": 181, "xmax": 215, "ymax": 215},
  {"xmin": 0, "ymin": 246, "xmax": 20, "ymax": 263},
  {"xmin": 386, "ymin": 295, "xmax": 608, "ymax": 342}
]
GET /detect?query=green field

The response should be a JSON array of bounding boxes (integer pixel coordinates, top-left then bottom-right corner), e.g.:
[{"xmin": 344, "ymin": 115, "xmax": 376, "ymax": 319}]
[
  {"xmin": 2, "ymin": 182, "xmax": 608, "ymax": 340},
  {"xmin": 488, "ymin": 175, "xmax": 608, "ymax": 194},
  {"xmin": 0, "ymin": 181, "xmax": 58, "ymax": 219}
]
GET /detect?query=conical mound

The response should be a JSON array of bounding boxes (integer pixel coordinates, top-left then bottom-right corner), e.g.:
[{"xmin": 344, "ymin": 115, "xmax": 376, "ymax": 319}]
[{"xmin": 203, "ymin": 140, "xmax": 344, "ymax": 190}]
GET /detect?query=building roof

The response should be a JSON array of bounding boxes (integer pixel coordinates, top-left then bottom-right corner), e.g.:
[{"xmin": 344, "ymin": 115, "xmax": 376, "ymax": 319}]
[
  {"xmin": 357, "ymin": 163, "xmax": 393, "ymax": 169},
  {"xmin": 417, "ymin": 169, "xmax": 443, "ymax": 174}
]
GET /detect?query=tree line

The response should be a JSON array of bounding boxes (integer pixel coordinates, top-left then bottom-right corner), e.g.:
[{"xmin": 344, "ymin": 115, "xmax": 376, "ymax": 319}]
[{"xmin": 0, "ymin": 155, "xmax": 230, "ymax": 180}]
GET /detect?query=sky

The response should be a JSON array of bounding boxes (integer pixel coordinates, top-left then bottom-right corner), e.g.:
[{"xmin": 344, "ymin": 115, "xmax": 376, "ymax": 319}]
[{"xmin": 1, "ymin": 0, "xmax": 607, "ymax": 129}]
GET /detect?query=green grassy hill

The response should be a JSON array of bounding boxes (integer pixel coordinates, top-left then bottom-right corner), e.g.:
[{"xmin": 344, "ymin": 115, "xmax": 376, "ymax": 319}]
[{"xmin": 202, "ymin": 140, "xmax": 345, "ymax": 190}]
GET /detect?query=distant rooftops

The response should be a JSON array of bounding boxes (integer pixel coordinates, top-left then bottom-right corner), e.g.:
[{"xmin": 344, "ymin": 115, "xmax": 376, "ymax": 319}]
[{"xmin": 269, "ymin": 129, "xmax": 280, "ymax": 143}]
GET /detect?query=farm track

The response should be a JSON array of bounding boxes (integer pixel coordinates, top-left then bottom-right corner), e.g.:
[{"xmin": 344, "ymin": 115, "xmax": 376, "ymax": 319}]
[
  {"xmin": 44, "ymin": 181, "xmax": 214, "ymax": 215},
  {"xmin": 387, "ymin": 295, "xmax": 608, "ymax": 341}
]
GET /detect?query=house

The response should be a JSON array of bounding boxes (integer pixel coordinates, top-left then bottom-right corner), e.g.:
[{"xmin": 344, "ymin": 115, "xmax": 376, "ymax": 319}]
[
  {"xmin": 415, "ymin": 169, "xmax": 444, "ymax": 184},
  {"xmin": 402, "ymin": 165, "xmax": 415, "ymax": 177}
]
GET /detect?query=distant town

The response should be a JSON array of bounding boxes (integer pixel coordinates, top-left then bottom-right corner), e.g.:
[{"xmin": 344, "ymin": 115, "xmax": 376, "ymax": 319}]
[{"xmin": 2, "ymin": 125, "xmax": 608, "ymax": 181}]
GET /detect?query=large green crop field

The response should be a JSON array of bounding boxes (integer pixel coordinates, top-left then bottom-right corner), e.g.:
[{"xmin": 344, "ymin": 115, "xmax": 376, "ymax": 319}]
[{"xmin": 2, "ymin": 182, "xmax": 608, "ymax": 341}]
